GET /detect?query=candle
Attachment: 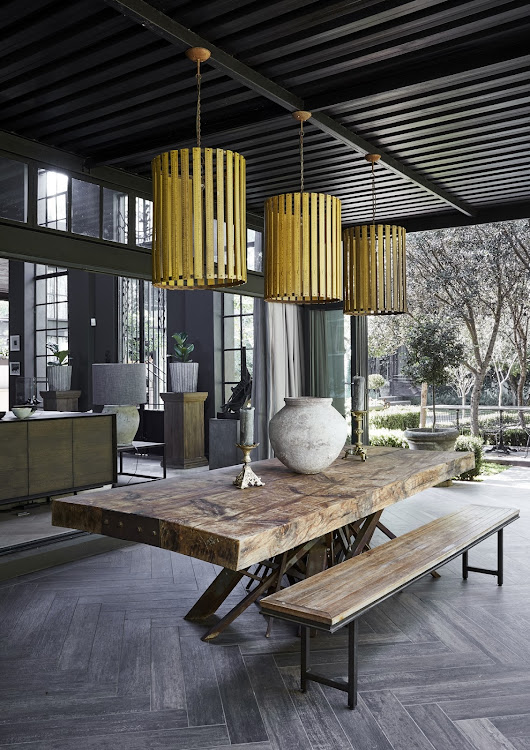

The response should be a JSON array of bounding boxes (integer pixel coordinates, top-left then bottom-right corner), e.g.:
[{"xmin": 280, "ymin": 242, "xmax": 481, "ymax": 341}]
[
  {"xmin": 351, "ymin": 376, "xmax": 365, "ymax": 412},
  {"xmin": 240, "ymin": 406, "xmax": 255, "ymax": 446}
]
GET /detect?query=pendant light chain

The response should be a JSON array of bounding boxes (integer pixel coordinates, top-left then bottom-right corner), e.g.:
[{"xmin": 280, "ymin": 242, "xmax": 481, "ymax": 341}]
[
  {"xmin": 299, "ymin": 119, "xmax": 304, "ymax": 194},
  {"xmin": 196, "ymin": 59, "xmax": 202, "ymax": 148}
]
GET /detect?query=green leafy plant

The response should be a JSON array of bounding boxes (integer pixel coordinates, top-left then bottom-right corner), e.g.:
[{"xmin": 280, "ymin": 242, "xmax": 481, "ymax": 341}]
[
  {"xmin": 46, "ymin": 343, "xmax": 70, "ymax": 366},
  {"xmin": 455, "ymin": 435, "xmax": 484, "ymax": 480},
  {"xmin": 403, "ymin": 319, "xmax": 464, "ymax": 430},
  {"xmin": 171, "ymin": 332, "xmax": 194, "ymax": 363},
  {"xmin": 370, "ymin": 406, "xmax": 421, "ymax": 431}
]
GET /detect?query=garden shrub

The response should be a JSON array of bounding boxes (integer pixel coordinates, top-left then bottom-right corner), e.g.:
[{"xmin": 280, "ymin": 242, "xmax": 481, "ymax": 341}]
[
  {"xmin": 500, "ymin": 428, "xmax": 528, "ymax": 447},
  {"xmin": 369, "ymin": 428, "xmax": 409, "ymax": 449},
  {"xmin": 455, "ymin": 435, "xmax": 484, "ymax": 480},
  {"xmin": 370, "ymin": 406, "xmax": 420, "ymax": 431}
]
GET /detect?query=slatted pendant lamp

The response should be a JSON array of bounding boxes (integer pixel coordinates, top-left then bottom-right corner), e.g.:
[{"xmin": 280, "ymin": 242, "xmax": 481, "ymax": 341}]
[
  {"xmin": 265, "ymin": 111, "xmax": 342, "ymax": 303},
  {"xmin": 343, "ymin": 154, "xmax": 407, "ymax": 315},
  {"xmin": 151, "ymin": 48, "xmax": 247, "ymax": 289}
]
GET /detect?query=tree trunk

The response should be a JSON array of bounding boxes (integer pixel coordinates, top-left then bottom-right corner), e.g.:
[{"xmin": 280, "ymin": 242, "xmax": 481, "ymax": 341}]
[
  {"xmin": 420, "ymin": 382, "xmax": 428, "ymax": 428},
  {"xmin": 470, "ymin": 373, "xmax": 486, "ymax": 436},
  {"xmin": 432, "ymin": 384, "xmax": 436, "ymax": 431}
]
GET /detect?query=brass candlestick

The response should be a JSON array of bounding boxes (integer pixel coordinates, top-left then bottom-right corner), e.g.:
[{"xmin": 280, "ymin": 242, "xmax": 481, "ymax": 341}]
[
  {"xmin": 343, "ymin": 411, "xmax": 367, "ymax": 461},
  {"xmin": 234, "ymin": 443, "xmax": 265, "ymax": 489}
]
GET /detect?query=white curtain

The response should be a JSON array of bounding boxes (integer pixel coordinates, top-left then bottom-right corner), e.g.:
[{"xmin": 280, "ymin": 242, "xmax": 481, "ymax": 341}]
[{"xmin": 266, "ymin": 302, "xmax": 305, "ymax": 427}]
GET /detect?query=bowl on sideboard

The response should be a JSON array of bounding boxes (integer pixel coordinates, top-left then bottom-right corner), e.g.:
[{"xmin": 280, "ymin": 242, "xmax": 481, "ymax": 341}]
[{"xmin": 11, "ymin": 405, "xmax": 37, "ymax": 420}]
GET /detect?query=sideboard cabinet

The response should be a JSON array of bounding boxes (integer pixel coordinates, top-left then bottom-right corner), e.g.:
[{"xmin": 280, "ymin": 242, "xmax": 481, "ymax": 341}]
[{"xmin": 0, "ymin": 413, "xmax": 116, "ymax": 505}]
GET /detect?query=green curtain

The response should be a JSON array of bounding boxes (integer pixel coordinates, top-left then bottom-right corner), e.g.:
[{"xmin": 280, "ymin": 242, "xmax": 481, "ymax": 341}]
[{"xmin": 308, "ymin": 309, "xmax": 346, "ymax": 416}]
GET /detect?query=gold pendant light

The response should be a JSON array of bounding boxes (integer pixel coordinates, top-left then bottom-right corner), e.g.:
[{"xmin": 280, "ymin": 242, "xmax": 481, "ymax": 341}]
[
  {"xmin": 265, "ymin": 111, "xmax": 342, "ymax": 303},
  {"xmin": 151, "ymin": 48, "xmax": 247, "ymax": 290},
  {"xmin": 343, "ymin": 154, "xmax": 407, "ymax": 315}
]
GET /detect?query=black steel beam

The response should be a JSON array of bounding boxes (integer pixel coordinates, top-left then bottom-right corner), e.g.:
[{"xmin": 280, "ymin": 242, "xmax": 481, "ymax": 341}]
[{"xmin": 102, "ymin": 0, "xmax": 475, "ymax": 217}]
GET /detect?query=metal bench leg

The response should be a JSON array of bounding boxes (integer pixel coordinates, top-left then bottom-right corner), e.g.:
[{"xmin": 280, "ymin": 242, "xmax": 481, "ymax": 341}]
[
  {"xmin": 462, "ymin": 528, "xmax": 504, "ymax": 586},
  {"xmin": 348, "ymin": 619, "xmax": 358, "ymax": 710},
  {"xmin": 497, "ymin": 528, "xmax": 503, "ymax": 586},
  {"xmin": 300, "ymin": 621, "xmax": 358, "ymax": 709}
]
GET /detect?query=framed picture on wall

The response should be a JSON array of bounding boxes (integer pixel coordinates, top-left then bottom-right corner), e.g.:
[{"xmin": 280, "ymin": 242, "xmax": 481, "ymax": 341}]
[
  {"xmin": 9, "ymin": 335, "xmax": 20, "ymax": 352},
  {"xmin": 9, "ymin": 362, "xmax": 21, "ymax": 376}
]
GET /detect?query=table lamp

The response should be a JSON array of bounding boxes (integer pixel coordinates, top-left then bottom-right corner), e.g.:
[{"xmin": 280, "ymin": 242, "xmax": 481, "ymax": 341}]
[{"xmin": 92, "ymin": 363, "xmax": 147, "ymax": 446}]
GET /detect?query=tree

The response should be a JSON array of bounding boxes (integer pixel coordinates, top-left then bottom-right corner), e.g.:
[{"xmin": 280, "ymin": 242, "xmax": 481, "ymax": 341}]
[
  {"xmin": 500, "ymin": 219, "xmax": 530, "ymax": 273},
  {"xmin": 403, "ymin": 318, "xmax": 464, "ymax": 429},
  {"xmin": 407, "ymin": 224, "xmax": 511, "ymax": 435},
  {"xmin": 447, "ymin": 364, "xmax": 474, "ymax": 406}
]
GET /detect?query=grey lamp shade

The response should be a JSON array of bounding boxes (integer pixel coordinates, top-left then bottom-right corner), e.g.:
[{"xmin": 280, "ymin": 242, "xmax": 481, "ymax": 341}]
[{"xmin": 92, "ymin": 363, "xmax": 147, "ymax": 406}]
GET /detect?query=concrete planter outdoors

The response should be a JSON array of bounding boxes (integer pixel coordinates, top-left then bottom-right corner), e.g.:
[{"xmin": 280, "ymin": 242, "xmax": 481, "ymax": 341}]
[
  {"xmin": 269, "ymin": 397, "xmax": 348, "ymax": 474},
  {"xmin": 404, "ymin": 427, "xmax": 459, "ymax": 452}
]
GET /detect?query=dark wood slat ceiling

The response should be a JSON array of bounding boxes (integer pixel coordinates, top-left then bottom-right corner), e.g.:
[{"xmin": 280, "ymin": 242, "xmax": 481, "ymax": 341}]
[{"xmin": 1, "ymin": 0, "xmax": 529, "ymax": 228}]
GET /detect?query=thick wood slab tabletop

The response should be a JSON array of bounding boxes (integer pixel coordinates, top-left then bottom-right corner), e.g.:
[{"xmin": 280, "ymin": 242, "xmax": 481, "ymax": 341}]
[{"xmin": 52, "ymin": 446, "xmax": 474, "ymax": 570}]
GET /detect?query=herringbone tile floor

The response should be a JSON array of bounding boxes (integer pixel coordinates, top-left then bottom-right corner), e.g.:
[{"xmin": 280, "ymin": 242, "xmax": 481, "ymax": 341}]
[{"xmin": 1, "ymin": 468, "xmax": 529, "ymax": 749}]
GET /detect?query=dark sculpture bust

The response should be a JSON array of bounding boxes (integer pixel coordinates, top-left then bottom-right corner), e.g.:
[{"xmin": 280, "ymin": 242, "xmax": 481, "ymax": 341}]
[{"xmin": 217, "ymin": 347, "xmax": 252, "ymax": 419}]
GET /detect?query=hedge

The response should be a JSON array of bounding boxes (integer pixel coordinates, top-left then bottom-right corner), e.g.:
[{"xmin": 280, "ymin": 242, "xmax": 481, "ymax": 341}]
[
  {"xmin": 369, "ymin": 428, "xmax": 409, "ymax": 449},
  {"xmin": 455, "ymin": 435, "xmax": 484, "ymax": 480},
  {"xmin": 370, "ymin": 406, "xmax": 420, "ymax": 431}
]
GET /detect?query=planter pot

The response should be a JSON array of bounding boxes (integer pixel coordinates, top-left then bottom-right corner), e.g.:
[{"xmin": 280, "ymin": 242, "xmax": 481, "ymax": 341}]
[
  {"xmin": 169, "ymin": 362, "xmax": 199, "ymax": 393},
  {"xmin": 404, "ymin": 427, "xmax": 459, "ymax": 452},
  {"xmin": 269, "ymin": 397, "xmax": 348, "ymax": 474},
  {"xmin": 47, "ymin": 365, "xmax": 72, "ymax": 392}
]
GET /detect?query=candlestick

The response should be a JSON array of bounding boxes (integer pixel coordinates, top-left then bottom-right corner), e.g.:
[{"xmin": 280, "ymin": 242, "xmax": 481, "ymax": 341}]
[
  {"xmin": 239, "ymin": 405, "xmax": 254, "ymax": 446},
  {"xmin": 351, "ymin": 376, "xmax": 365, "ymax": 412},
  {"xmin": 343, "ymin": 411, "xmax": 367, "ymax": 462},
  {"xmin": 233, "ymin": 443, "xmax": 265, "ymax": 489}
]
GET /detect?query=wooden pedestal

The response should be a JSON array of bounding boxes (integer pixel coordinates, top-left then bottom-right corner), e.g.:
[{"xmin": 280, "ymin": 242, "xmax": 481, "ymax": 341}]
[
  {"xmin": 161, "ymin": 392, "xmax": 208, "ymax": 469},
  {"xmin": 40, "ymin": 390, "xmax": 81, "ymax": 412}
]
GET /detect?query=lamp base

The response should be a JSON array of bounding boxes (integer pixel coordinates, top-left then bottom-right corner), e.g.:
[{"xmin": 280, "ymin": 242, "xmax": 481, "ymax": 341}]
[{"xmin": 102, "ymin": 405, "xmax": 139, "ymax": 446}]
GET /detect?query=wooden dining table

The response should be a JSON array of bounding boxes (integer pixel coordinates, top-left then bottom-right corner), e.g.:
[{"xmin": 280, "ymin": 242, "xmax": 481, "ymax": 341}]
[{"xmin": 52, "ymin": 446, "xmax": 473, "ymax": 640}]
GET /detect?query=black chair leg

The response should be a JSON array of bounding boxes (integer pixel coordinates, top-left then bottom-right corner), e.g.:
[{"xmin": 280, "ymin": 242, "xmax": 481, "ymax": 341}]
[{"xmin": 462, "ymin": 550, "xmax": 468, "ymax": 580}]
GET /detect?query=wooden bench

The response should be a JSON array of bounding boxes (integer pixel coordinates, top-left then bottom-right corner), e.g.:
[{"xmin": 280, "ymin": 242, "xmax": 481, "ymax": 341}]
[{"xmin": 260, "ymin": 504, "xmax": 519, "ymax": 709}]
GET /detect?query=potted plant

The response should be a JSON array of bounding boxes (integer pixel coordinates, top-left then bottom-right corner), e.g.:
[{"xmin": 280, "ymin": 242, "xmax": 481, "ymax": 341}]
[
  {"xmin": 169, "ymin": 332, "xmax": 198, "ymax": 392},
  {"xmin": 402, "ymin": 319, "xmax": 464, "ymax": 451},
  {"xmin": 46, "ymin": 343, "xmax": 72, "ymax": 391}
]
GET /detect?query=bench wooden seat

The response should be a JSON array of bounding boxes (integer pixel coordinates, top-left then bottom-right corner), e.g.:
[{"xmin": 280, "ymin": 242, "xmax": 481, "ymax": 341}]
[{"xmin": 260, "ymin": 504, "xmax": 519, "ymax": 709}]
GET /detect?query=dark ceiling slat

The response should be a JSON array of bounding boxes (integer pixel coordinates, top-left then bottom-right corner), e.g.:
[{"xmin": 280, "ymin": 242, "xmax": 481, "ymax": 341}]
[
  {"xmin": 344, "ymin": 83, "xmax": 530, "ymax": 133},
  {"xmin": 324, "ymin": 62, "xmax": 530, "ymax": 118},
  {"xmin": 308, "ymin": 33, "xmax": 530, "ymax": 107},
  {"xmin": 278, "ymin": 6, "xmax": 530, "ymax": 89},
  {"xmin": 0, "ymin": 13, "xmax": 132, "ymax": 87},
  {"xmin": 255, "ymin": 0, "xmax": 517, "ymax": 81},
  {"xmin": 354, "ymin": 96, "xmax": 530, "ymax": 142}
]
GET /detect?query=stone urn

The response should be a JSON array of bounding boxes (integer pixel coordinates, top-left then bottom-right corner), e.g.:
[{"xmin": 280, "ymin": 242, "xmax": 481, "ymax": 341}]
[
  {"xmin": 169, "ymin": 362, "xmax": 199, "ymax": 393},
  {"xmin": 404, "ymin": 427, "xmax": 459, "ymax": 452},
  {"xmin": 47, "ymin": 365, "xmax": 72, "ymax": 391},
  {"xmin": 269, "ymin": 397, "xmax": 348, "ymax": 474}
]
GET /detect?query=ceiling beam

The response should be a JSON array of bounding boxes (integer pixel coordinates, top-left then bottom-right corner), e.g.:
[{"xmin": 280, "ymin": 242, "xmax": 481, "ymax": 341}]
[{"xmin": 103, "ymin": 0, "xmax": 475, "ymax": 217}]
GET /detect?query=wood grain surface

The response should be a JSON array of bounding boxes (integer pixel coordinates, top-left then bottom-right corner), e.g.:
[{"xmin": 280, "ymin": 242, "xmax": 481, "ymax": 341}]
[
  {"xmin": 260, "ymin": 505, "xmax": 519, "ymax": 629},
  {"xmin": 52, "ymin": 446, "xmax": 474, "ymax": 570}
]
